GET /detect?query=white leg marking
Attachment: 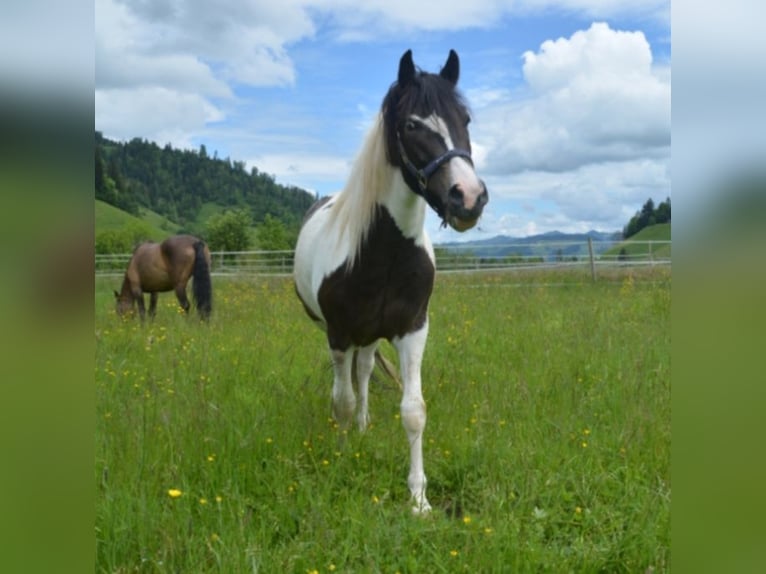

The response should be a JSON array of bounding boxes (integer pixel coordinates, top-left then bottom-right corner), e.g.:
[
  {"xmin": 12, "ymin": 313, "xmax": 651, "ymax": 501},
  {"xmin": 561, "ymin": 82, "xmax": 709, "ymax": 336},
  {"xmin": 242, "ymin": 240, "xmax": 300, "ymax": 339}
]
[
  {"xmin": 394, "ymin": 324, "xmax": 432, "ymax": 514},
  {"xmin": 330, "ymin": 349, "xmax": 355, "ymax": 430},
  {"xmin": 355, "ymin": 343, "xmax": 377, "ymax": 431}
]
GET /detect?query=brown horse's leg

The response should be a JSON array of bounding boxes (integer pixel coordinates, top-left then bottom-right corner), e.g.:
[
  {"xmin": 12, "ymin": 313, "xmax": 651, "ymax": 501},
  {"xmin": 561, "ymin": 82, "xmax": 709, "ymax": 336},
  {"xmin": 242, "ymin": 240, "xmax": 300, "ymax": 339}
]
[
  {"xmin": 149, "ymin": 292, "xmax": 159, "ymax": 318},
  {"xmin": 135, "ymin": 293, "xmax": 147, "ymax": 321},
  {"xmin": 175, "ymin": 285, "xmax": 191, "ymax": 314}
]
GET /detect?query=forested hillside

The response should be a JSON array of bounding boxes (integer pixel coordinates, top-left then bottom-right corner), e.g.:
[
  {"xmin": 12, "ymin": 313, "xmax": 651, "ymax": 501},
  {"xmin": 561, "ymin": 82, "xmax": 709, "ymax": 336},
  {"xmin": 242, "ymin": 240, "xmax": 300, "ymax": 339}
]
[
  {"xmin": 623, "ymin": 197, "xmax": 671, "ymax": 238},
  {"xmin": 95, "ymin": 132, "xmax": 317, "ymax": 231}
]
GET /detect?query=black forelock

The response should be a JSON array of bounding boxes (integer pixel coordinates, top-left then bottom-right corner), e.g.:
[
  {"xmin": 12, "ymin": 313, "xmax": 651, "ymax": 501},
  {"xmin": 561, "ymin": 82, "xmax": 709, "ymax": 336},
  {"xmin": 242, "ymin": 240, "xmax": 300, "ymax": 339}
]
[{"xmin": 381, "ymin": 70, "xmax": 470, "ymax": 166}]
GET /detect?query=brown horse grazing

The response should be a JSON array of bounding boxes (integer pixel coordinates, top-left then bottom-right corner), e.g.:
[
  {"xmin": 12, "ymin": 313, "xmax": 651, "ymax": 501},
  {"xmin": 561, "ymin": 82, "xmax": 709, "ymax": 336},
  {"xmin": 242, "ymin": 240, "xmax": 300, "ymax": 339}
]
[{"xmin": 114, "ymin": 234, "xmax": 212, "ymax": 320}]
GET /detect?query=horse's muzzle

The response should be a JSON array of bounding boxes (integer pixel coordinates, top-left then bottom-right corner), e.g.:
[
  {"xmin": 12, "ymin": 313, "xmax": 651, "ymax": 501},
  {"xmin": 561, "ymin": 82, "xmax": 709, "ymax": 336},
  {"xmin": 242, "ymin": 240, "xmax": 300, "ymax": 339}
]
[{"xmin": 446, "ymin": 182, "xmax": 488, "ymax": 232}]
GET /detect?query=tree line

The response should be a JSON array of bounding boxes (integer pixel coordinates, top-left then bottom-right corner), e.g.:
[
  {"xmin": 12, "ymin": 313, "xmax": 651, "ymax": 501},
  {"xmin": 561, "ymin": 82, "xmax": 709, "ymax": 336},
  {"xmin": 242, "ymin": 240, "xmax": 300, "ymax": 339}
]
[
  {"xmin": 95, "ymin": 131, "xmax": 317, "ymax": 248},
  {"xmin": 623, "ymin": 197, "xmax": 671, "ymax": 239}
]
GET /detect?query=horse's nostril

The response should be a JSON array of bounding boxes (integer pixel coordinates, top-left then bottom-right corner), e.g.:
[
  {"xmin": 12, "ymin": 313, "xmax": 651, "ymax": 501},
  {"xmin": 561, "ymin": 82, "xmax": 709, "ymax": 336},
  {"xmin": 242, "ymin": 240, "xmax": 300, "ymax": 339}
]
[
  {"xmin": 448, "ymin": 185, "xmax": 463, "ymax": 205},
  {"xmin": 477, "ymin": 186, "xmax": 489, "ymax": 207}
]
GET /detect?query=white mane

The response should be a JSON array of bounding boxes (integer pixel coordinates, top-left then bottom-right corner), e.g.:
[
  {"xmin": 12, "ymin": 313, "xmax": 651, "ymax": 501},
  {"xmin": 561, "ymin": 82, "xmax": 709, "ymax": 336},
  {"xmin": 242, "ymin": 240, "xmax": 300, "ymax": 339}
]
[{"xmin": 331, "ymin": 113, "xmax": 394, "ymax": 267}]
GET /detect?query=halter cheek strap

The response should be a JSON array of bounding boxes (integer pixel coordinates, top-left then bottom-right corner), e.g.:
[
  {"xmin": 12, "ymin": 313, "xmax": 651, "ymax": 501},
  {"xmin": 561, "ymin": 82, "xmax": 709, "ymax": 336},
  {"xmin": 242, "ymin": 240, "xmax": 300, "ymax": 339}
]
[{"xmin": 396, "ymin": 133, "xmax": 473, "ymax": 217}]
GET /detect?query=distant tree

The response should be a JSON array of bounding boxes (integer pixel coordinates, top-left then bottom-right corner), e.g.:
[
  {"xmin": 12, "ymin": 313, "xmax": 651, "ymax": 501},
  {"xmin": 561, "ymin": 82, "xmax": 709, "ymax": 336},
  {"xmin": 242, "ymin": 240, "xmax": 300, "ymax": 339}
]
[
  {"xmin": 255, "ymin": 214, "xmax": 291, "ymax": 251},
  {"xmin": 638, "ymin": 198, "xmax": 656, "ymax": 230},
  {"xmin": 105, "ymin": 157, "xmax": 140, "ymax": 215},
  {"xmin": 623, "ymin": 197, "xmax": 670, "ymax": 239},
  {"xmin": 656, "ymin": 197, "xmax": 671, "ymax": 224},
  {"xmin": 205, "ymin": 209, "xmax": 252, "ymax": 252},
  {"xmin": 95, "ymin": 147, "xmax": 107, "ymax": 199}
]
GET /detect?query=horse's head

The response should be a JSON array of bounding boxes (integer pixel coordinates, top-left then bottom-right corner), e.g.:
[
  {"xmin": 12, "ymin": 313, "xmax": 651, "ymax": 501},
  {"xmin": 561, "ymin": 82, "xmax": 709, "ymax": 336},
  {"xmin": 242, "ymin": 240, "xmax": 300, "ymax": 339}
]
[
  {"xmin": 383, "ymin": 49, "xmax": 488, "ymax": 232},
  {"xmin": 114, "ymin": 290, "xmax": 134, "ymax": 317}
]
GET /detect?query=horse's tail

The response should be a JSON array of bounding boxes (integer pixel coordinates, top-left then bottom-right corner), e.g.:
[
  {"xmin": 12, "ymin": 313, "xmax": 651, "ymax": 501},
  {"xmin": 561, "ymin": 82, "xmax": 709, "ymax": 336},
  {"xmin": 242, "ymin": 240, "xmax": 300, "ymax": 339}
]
[
  {"xmin": 192, "ymin": 240, "xmax": 212, "ymax": 320},
  {"xmin": 351, "ymin": 348, "xmax": 401, "ymax": 390}
]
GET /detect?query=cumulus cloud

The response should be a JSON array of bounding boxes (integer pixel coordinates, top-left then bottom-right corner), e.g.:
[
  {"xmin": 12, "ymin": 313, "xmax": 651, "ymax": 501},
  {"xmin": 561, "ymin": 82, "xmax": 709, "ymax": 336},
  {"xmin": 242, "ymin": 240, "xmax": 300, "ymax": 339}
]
[
  {"xmin": 96, "ymin": 0, "xmax": 311, "ymax": 91},
  {"xmin": 96, "ymin": 0, "xmax": 318, "ymax": 146},
  {"xmin": 246, "ymin": 153, "xmax": 352, "ymax": 193},
  {"xmin": 95, "ymin": 87, "xmax": 225, "ymax": 148},
  {"xmin": 478, "ymin": 22, "xmax": 670, "ymax": 175},
  {"xmin": 302, "ymin": 0, "xmax": 669, "ymax": 39}
]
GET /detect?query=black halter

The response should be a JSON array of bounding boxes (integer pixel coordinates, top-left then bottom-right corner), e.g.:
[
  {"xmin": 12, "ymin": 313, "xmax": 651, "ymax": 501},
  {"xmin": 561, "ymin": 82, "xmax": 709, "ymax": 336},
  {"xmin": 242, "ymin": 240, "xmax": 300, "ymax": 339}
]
[{"xmin": 397, "ymin": 132, "xmax": 473, "ymax": 218}]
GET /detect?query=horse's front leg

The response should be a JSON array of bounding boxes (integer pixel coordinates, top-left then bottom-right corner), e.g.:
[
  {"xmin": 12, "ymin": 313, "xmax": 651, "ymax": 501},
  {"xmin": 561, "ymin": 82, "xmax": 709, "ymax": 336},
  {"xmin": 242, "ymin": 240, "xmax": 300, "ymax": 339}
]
[
  {"xmin": 134, "ymin": 292, "xmax": 147, "ymax": 321},
  {"xmin": 330, "ymin": 347, "xmax": 355, "ymax": 431},
  {"xmin": 148, "ymin": 292, "xmax": 159, "ymax": 318},
  {"xmin": 393, "ymin": 323, "xmax": 431, "ymax": 514}
]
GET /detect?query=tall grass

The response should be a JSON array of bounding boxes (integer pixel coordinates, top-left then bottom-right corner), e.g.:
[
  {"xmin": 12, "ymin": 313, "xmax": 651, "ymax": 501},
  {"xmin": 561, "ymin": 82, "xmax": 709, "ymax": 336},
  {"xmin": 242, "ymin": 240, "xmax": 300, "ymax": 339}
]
[{"xmin": 95, "ymin": 268, "xmax": 670, "ymax": 572}]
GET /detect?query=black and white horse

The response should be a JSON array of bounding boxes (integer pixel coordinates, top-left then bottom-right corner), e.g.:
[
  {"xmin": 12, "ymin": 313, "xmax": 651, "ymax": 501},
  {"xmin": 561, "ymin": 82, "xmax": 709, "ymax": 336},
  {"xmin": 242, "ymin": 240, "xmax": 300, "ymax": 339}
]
[{"xmin": 293, "ymin": 50, "xmax": 488, "ymax": 513}]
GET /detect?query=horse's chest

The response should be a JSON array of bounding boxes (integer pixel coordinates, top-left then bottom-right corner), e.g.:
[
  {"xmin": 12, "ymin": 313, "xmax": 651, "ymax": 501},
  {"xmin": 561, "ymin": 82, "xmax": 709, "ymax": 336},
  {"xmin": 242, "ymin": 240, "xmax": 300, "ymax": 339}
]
[{"xmin": 317, "ymin": 212, "xmax": 435, "ymax": 350}]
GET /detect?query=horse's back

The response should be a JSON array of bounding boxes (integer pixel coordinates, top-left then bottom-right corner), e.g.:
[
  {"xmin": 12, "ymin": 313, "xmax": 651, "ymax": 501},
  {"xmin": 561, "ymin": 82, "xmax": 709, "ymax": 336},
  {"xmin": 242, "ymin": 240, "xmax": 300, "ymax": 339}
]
[{"xmin": 129, "ymin": 235, "xmax": 202, "ymax": 292}]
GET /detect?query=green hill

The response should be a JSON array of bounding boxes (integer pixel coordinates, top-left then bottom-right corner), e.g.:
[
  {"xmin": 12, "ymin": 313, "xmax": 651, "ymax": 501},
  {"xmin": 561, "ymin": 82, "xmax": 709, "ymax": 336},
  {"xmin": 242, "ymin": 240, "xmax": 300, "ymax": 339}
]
[
  {"xmin": 95, "ymin": 131, "xmax": 316, "ymax": 231},
  {"xmin": 96, "ymin": 200, "xmax": 179, "ymax": 239},
  {"xmin": 604, "ymin": 223, "xmax": 671, "ymax": 260},
  {"xmin": 96, "ymin": 200, "xmax": 186, "ymax": 253}
]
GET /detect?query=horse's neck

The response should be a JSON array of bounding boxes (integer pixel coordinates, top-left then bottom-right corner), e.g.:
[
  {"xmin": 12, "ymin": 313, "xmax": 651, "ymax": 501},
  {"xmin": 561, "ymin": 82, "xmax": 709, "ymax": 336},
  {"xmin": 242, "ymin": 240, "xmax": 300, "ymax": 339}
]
[
  {"xmin": 380, "ymin": 173, "xmax": 428, "ymax": 241},
  {"xmin": 119, "ymin": 274, "xmax": 133, "ymax": 297},
  {"xmin": 335, "ymin": 115, "xmax": 427, "ymax": 261}
]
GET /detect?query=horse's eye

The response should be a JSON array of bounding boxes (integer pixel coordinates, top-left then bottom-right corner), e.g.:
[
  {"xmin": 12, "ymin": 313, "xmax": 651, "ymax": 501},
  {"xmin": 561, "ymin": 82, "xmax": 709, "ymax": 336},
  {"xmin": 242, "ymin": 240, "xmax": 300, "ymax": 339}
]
[{"xmin": 405, "ymin": 120, "xmax": 418, "ymax": 132}]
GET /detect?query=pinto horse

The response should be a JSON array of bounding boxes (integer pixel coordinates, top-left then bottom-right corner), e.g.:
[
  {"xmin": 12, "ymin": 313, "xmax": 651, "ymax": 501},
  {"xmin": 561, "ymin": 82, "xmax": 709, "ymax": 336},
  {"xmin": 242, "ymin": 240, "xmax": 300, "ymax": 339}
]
[
  {"xmin": 114, "ymin": 234, "xmax": 212, "ymax": 321},
  {"xmin": 294, "ymin": 50, "xmax": 488, "ymax": 513}
]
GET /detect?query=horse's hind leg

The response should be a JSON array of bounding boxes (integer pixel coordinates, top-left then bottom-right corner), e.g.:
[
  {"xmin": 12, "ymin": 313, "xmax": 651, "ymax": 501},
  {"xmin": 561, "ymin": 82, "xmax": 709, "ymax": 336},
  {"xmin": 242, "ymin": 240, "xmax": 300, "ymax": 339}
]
[
  {"xmin": 393, "ymin": 324, "xmax": 432, "ymax": 514},
  {"xmin": 148, "ymin": 292, "xmax": 159, "ymax": 318},
  {"xmin": 355, "ymin": 343, "xmax": 378, "ymax": 431},
  {"xmin": 330, "ymin": 348, "xmax": 355, "ymax": 431},
  {"xmin": 174, "ymin": 284, "xmax": 191, "ymax": 314}
]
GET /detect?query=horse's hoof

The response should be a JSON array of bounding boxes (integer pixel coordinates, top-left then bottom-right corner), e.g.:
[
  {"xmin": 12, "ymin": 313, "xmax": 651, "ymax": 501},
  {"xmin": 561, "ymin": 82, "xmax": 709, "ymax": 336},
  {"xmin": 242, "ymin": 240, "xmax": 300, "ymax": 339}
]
[{"xmin": 411, "ymin": 500, "xmax": 432, "ymax": 515}]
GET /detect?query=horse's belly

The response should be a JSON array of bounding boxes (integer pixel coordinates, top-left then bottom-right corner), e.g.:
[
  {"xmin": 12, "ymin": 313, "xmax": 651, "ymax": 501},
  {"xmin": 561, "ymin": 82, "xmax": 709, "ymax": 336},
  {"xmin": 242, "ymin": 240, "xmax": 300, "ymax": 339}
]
[
  {"xmin": 318, "ymin": 259, "xmax": 434, "ymax": 349},
  {"xmin": 141, "ymin": 271, "xmax": 172, "ymax": 292}
]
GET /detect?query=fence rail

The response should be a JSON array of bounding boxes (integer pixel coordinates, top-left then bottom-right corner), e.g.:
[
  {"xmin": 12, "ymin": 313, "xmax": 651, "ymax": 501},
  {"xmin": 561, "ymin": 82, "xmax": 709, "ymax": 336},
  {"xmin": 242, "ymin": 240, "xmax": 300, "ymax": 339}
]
[{"xmin": 95, "ymin": 240, "xmax": 671, "ymax": 278}]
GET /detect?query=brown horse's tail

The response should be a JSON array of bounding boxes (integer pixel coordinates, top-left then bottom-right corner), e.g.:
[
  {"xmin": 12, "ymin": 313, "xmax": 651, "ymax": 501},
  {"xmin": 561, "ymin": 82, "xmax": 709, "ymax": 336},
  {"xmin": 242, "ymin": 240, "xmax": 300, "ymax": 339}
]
[{"xmin": 192, "ymin": 240, "xmax": 212, "ymax": 320}]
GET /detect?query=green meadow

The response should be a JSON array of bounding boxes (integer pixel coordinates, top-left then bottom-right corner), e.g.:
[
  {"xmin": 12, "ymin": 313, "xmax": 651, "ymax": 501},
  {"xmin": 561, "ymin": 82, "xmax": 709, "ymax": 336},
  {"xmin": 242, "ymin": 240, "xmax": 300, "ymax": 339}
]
[{"xmin": 95, "ymin": 268, "xmax": 670, "ymax": 573}]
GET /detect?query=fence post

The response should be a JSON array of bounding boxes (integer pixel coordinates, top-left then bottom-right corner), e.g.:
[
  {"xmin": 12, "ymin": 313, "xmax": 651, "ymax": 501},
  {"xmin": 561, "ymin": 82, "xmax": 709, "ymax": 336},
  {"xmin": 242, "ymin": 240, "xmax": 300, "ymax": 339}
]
[{"xmin": 588, "ymin": 237, "xmax": 596, "ymax": 282}]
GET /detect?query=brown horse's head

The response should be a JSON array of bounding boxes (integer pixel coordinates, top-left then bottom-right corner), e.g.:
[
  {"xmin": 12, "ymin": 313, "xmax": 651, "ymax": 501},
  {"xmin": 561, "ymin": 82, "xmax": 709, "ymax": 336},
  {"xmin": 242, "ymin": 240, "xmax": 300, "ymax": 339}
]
[{"xmin": 114, "ymin": 290, "xmax": 134, "ymax": 317}]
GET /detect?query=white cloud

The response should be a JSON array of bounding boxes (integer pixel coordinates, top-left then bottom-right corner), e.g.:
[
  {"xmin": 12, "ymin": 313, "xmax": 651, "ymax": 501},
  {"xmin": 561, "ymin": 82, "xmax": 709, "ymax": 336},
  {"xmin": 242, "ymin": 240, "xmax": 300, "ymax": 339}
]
[
  {"xmin": 96, "ymin": 87, "xmax": 225, "ymax": 149},
  {"xmin": 473, "ymin": 157, "xmax": 670, "ymax": 236},
  {"xmin": 477, "ymin": 22, "xmax": 670, "ymax": 175},
  {"xmin": 246, "ymin": 153, "xmax": 352, "ymax": 193},
  {"xmin": 96, "ymin": 0, "xmax": 312, "ymax": 90},
  {"xmin": 302, "ymin": 0, "xmax": 669, "ymax": 38}
]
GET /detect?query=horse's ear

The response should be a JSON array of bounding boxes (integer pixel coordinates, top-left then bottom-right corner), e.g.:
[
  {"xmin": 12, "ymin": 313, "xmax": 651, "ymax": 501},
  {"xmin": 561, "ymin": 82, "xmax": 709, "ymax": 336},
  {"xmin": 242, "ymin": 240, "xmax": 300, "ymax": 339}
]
[
  {"xmin": 398, "ymin": 49, "xmax": 416, "ymax": 86},
  {"xmin": 440, "ymin": 49, "xmax": 460, "ymax": 85}
]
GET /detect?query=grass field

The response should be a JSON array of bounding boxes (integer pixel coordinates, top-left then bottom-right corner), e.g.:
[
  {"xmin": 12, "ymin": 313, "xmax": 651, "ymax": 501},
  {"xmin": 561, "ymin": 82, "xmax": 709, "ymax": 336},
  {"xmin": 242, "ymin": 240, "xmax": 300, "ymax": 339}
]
[{"xmin": 95, "ymin": 268, "xmax": 670, "ymax": 572}]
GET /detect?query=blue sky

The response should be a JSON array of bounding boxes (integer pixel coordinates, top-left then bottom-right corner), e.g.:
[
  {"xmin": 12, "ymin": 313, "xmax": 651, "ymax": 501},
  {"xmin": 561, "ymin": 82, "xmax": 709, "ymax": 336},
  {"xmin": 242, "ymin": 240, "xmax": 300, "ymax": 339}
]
[{"xmin": 96, "ymin": 0, "xmax": 671, "ymax": 242}]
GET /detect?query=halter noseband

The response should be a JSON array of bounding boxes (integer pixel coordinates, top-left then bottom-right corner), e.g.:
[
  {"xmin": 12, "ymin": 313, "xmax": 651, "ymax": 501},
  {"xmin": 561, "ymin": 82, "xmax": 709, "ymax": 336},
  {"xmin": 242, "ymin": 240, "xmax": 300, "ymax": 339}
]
[{"xmin": 396, "ymin": 133, "xmax": 473, "ymax": 216}]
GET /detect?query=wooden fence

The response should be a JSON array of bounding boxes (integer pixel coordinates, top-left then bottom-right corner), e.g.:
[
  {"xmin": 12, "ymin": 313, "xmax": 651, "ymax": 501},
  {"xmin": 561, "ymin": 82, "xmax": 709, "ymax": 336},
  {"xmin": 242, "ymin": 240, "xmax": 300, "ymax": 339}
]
[{"xmin": 96, "ymin": 240, "xmax": 671, "ymax": 279}]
